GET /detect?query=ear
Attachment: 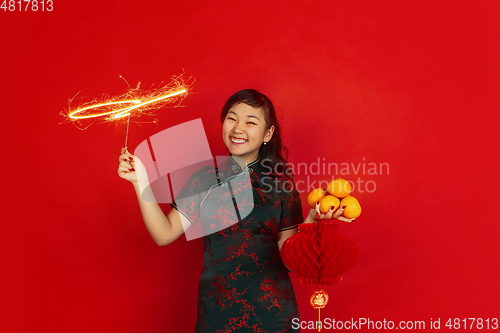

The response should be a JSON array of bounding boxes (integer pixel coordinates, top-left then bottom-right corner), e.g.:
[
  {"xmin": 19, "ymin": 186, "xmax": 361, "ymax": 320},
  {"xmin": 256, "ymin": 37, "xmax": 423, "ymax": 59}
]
[{"xmin": 264, "ymin": 125, "xmax": 275, "ymax": 143}]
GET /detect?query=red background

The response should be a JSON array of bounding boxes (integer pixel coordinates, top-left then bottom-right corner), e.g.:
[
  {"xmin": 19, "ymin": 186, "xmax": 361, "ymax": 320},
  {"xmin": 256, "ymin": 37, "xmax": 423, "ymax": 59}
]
[{"xmin": 2, "ymin": 1, "xmax": 499, "ymax": 332}]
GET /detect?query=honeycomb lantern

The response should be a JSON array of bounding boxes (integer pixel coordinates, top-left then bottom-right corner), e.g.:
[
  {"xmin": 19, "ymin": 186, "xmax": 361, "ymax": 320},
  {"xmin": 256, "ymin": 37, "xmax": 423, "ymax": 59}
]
[
  {"xmin": 281, "ymin": 222, "xmax": 358, "ymax": 331},
  {"xmin": 281, "ymin": 222, "xmax": 358, "ymax": 286}
]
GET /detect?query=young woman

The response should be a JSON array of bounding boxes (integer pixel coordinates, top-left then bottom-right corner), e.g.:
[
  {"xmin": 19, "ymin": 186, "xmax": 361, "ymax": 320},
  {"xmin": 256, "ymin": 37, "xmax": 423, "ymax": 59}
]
[{"xmin": 118, "ymin": 89, "xmax": 353, "ymax": 332}]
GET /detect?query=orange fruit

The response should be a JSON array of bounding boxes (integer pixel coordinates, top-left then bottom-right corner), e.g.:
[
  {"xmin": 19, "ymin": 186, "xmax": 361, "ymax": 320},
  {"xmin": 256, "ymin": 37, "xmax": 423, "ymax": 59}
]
[
  {"xmin": 307, "ymin": 188, "xmax": 328, "ymax": 208},
  {"xmin": 340, "ymin": 196, "xmax": 362, "ymax": 219},
  {"xmin": 319, "ymin": 195, "xmax": 340, "ymax": 214},
  {"xmin": 327, "ymin": 178, "xmax": 352, "ymax": 198}
]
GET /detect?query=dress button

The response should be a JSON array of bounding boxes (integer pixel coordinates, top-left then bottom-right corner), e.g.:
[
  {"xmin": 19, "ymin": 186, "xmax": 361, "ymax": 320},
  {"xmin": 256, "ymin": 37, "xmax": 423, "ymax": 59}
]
[{"xmin": 248, "ymin": 167, "xmax": 253, "ymax": 174}]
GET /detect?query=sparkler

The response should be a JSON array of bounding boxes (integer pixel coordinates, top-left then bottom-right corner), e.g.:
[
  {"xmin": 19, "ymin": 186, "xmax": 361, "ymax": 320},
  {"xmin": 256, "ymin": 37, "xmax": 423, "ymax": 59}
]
[{"xmin": 64, "ymin": 75, "xmax": 192, "ymax": 146}]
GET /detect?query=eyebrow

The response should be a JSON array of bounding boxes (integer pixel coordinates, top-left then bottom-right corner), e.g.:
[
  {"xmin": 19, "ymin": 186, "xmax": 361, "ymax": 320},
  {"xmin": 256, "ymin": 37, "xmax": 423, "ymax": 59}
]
[{"xmin": 227, "ymin": 110, "xmax": 260, "ymax": 121}]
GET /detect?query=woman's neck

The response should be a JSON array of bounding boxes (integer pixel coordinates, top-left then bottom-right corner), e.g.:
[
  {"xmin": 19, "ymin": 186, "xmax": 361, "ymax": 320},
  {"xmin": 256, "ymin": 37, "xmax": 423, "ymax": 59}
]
[{"xmin": 231, "ymin": 154, "xmax": 259, "ymax": 169}]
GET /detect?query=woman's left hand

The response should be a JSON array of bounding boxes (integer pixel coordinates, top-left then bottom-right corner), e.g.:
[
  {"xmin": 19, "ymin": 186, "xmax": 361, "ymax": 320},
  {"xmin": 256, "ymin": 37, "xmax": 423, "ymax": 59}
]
[{"xmin": 304, "ymin": 201, "xmax": 355, "ymax": 224}]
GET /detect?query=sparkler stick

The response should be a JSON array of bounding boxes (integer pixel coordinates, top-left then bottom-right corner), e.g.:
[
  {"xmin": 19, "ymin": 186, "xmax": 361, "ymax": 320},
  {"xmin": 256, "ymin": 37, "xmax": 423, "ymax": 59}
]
[{"xmin": 125, "ymin": 114, "xmax": 131, "ymax": 148}]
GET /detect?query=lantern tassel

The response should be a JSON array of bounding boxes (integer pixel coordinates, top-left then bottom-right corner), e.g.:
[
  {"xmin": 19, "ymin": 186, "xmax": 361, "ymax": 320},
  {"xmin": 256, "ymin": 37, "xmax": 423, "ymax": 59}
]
[{"xmin": 318, "ymin": 307, "xmax": 321, "ymax": 332}]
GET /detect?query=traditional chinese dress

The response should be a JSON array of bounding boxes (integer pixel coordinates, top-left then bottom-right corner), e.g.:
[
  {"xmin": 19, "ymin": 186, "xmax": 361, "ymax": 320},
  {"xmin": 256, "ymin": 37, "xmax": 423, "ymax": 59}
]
[{"xmin": 172, "ymin": 156, "xmax": 303, "ymax": 332}]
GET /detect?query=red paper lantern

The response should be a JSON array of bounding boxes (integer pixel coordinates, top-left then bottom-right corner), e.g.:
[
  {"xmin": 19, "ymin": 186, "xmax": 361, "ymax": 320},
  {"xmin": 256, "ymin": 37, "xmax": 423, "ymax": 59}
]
[
  {"xmin": 281, "ymin": 222, "xmax": 358, "ymax": 285},
  {"xmin": 281, "ymin": 222, "xmax": 358, "ymax": 331}
]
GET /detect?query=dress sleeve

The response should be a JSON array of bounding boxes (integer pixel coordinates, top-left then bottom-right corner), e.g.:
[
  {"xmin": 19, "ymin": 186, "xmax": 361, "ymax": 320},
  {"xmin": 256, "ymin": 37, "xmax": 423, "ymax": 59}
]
[
  {"xmin": 170, "ymin": 172, "xmax": 203, "ymax": 226},
  {"xmin": 279, "ymin": 180, "xmax": 304, "ymax": 231}
]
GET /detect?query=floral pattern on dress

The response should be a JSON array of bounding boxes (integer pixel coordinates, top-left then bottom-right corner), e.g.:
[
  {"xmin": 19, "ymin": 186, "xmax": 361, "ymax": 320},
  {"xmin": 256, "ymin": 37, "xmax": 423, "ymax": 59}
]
[{"xmin": 172, "ymin": 156, "xmax": 303, "ymax": 332}]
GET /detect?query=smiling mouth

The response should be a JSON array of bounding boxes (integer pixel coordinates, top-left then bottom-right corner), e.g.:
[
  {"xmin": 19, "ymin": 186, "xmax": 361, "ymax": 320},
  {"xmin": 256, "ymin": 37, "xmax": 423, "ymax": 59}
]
[{"xmin": 230, "ymin": 137, "xmax": 248, "ymax": 144}]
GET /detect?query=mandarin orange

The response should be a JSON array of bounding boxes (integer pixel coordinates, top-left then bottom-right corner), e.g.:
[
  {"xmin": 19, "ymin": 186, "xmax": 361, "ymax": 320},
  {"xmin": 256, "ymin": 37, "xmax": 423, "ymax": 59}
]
[
  {"xmin": 327, "ymin": 178, "xmax": 352, "ymax": 198},
  {"xmin": 307, "ymin": 188, "xmax": 328, "ymax": 208},
  {"xmin": 340, "ymin": 196, "xmax": 362, "ymax": 219},
  {"xmin": 319, "ymin": 195, "xmax": 340, "ymax": 214}
]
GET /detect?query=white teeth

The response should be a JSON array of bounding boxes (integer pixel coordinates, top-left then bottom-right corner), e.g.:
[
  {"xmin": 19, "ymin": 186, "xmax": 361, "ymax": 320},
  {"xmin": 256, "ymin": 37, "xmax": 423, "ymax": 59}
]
[{"xmin": 231, "ymin": 138, "xmax": 247, "ymax": 143}]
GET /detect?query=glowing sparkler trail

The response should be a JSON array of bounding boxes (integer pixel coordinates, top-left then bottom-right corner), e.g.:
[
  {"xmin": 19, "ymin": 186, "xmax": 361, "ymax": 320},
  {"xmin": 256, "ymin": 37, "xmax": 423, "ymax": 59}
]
[
  {"xmin": 68, "ymin": 88, "xmax": 188, "ymax": 120},
  {"xmin": 68, "ymin": 100, "xmax": 141, "ymax": 119},
  {"xmin": 112, "ymin": 89, "xmax": 187, "ymax": 119},
  {"xmin": 63, "ymin": 75, "xmax": 193, "ymax": 146}
]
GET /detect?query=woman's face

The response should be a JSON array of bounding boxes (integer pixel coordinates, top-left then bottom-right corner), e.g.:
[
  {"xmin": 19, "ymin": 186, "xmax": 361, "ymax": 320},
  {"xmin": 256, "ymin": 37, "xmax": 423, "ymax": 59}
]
[{"xmin": 222, "ymin": 102, "xmax": 274, "ymax": 165}]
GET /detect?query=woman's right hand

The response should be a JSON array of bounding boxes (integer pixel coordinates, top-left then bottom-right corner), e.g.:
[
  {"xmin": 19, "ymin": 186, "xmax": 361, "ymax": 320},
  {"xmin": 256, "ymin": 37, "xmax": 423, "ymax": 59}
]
[
  {"xmin": 304, "ymin": 201, "xmax": 355, "ymax": 224},
  {"xmin": 118, "ymin": 147, "xmax": 137, "ymax": 183}
]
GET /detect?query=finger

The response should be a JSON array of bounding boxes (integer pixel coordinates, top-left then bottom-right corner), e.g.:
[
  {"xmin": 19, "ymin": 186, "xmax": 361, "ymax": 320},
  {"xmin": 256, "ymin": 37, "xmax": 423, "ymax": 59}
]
[
  {"xmin": 119, "ymin": 153, "xmax": 129, "ymax": 163},
  {"xmin": 123, "ymin": 152, "xmax": 135, "ymax": 163},
  {"xmin": 333, "ymin": 205, "xmax": 346, "ymax": 218},
  {"xmin": 315, "ymin": 201, "xmax": 321, "ymax": 216},
  {"xmin": 118, "ymin": 165, "xmax": 135, "ymax": 174},
  {"xmin": 120, "ymin": 160, "xmax": 133, "ymax": 169},
  {"xmin": 120, "ymin": 147, "xmax": 131, "ymax": 158},
  {"xmin": 324, "ymin": 205, "xmax": 335, "ymax": 219},
  {"xmin": 118, "ymin": 167, "xmax": 128, "ymax": 178},
  {"xmin": 336, "ymin": 216, "xmax": 355, "ymax": 223},
  {"xmin": 119, "ymin": 154, "xmax": 135, "ymax": 166}
]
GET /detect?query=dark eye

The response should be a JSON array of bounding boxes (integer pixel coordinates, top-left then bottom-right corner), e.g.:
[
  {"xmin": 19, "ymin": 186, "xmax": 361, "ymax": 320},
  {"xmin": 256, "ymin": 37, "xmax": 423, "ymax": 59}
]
[
  {"xmin": 247, "ymin": 122, "xmax": 257, "ymax": 125},
  {"xmin": 226, "ymin": 117, "xmax": 236, "ymax": 121}
]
